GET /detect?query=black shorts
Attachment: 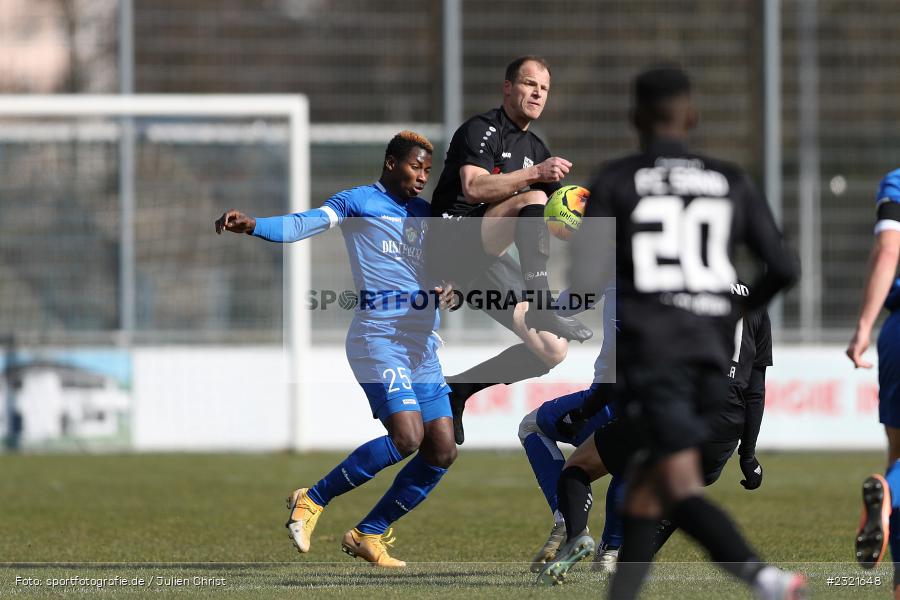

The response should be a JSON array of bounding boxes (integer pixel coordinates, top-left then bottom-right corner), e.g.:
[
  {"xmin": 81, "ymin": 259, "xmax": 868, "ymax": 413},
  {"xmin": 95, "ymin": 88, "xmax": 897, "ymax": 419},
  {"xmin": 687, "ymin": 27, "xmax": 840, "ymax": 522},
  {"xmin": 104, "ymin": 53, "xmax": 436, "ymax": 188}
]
[
  {"xmin": 700, "ymin": 438, "xmax": 739, "ymax": 486},
  {"xmin": 428, "ymin": 203, "xmax": 495, "ymax": 287},
  {"xmin": 614, "ymin": 363, "xmax": 730, "ymax": 464},
  {"xmin": 428, "ymin": 204, "xmax": 527, "ymax": 332},
  {"xmin": 596, "ymin": 378, "xmax": 741, "ymax": 482},
  {"xmin": 594, "ymin": 418, "xmax": 739, "ymax": 486},
  {"xmin": 593, "ymin": 417, "xmax": 633, "ymax": 478},
  {"xmin": 463, "ymin": 253, "xmax": 527, "ymax": 332}
]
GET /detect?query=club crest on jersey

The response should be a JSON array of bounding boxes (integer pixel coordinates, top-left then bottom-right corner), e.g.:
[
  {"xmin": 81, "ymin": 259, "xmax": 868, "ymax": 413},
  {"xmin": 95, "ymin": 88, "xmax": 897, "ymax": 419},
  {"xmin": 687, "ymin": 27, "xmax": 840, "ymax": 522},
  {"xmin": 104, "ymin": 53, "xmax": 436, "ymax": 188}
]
[
  {"xmin": 405, "ymin": 226, "xmax": 417, "ymax": 244},
  {"xmin": 523, "ymin": 157, "xmax": 533, "ymax": 169}
]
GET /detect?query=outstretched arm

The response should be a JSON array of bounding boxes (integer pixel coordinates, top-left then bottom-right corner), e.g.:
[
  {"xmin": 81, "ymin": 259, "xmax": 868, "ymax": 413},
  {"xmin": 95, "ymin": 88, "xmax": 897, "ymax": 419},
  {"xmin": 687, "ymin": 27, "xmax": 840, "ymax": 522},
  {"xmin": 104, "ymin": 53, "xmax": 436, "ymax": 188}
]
[
  {"xmin": 847, "ymin": 229, "xmax": 900, "ymax": 368},
  {"xmin": 214, "ymin": 206, "xmax": 339, "ymax": 243}
]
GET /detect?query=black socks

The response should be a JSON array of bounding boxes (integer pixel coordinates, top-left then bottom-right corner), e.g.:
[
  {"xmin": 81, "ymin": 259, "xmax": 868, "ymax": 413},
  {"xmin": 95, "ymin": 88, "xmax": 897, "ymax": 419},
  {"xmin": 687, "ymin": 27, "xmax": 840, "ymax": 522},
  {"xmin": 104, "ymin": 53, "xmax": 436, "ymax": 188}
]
[
  {"xmin": 611, "ymin": 495, "xmax": 764, "ymax": 599},
  {"xmin": 609, "ymin": 516, "xmax": 659, "ymax": 600},
  {"xmin": 447, "ymin": 343, "xmax": 552, "ymax": 402},
  {"xmin": 557, "ymin": 466, "xmax": 593, "ymax": 541},
  {"xmin": 516, "ymin": 204, "xmax": 551, "ymax": 296},
  {"xmin": 670, "ymin": 495, "xmax": 763, "ymax": 583}
]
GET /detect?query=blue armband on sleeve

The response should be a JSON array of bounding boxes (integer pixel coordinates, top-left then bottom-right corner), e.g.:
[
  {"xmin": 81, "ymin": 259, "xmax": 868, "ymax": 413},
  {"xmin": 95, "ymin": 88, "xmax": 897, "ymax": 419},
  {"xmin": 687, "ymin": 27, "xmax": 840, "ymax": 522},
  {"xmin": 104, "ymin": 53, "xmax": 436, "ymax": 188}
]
[{"xmin": 251, "ymin": 207, "xmax": 339, "ymax": 243}]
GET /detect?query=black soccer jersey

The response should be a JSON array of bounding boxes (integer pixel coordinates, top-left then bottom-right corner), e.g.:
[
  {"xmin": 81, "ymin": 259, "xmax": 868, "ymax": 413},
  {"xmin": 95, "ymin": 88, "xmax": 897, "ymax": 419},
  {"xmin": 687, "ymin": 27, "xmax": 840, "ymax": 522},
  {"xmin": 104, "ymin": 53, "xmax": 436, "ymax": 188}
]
[
  {"xmin": 431, "ymin": 107, "xmax": 559, "ymax": 216},
  {"xmin": 727, "ymin": 282, "xmax": 773, "ymax": 390},
  {"xmin": 571, "ymin": 138, "xmax": 796, "ymax": 369},
  {"xmin": 709, "ymin": 282, "xmax": 773, "ymax": 450}
]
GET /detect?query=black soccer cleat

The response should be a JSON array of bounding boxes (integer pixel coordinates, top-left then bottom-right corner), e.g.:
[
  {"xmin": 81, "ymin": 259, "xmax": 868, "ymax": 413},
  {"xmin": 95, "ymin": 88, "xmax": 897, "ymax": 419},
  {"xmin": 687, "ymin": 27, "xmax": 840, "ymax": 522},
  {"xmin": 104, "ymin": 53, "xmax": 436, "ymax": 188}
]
[
  {"xmin": 449, "ymin": 386, "xmax": 467, "ymax": 445},
  {"xmin": 855, "ymin": 474, "xmax": 891, "ymax": 569},
  {"xmin": 524, "ymin": 310, "xmax": 593, "ymax": 343}
]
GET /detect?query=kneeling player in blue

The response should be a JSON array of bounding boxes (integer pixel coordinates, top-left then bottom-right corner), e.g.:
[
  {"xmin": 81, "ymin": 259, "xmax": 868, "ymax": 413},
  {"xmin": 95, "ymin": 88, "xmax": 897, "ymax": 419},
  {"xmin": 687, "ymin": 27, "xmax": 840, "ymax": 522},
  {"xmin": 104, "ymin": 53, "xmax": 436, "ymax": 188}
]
[
  {"xmin": 215, "ymin": 131, "xmax": 455, "ymax": 568},
  {"xmin": 519, "ymin": 287, "xmax": 625, "ymax": 573},
  {"xmin": 847, "ymin": 168, "xmax": 900, "ymax": 590},
  {"xmin": 521, "ymin": 383, "xmax": 625, "ymax": 574}
]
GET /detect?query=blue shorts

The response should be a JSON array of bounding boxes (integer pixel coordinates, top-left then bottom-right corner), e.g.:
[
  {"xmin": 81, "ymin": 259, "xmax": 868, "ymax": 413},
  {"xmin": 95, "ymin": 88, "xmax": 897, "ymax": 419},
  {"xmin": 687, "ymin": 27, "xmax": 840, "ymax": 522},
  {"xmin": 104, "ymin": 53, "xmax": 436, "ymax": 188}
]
[
  {"xmin": 536, "ymin": 382, "xmax": 616, "ymax": 446},
  {"xmin": 346, "ymin": 319, "xmax": 450, "ymax": 423},
  {"xmin": 878, "ymin": 311, "xmax": 900, "ymax": 427}
]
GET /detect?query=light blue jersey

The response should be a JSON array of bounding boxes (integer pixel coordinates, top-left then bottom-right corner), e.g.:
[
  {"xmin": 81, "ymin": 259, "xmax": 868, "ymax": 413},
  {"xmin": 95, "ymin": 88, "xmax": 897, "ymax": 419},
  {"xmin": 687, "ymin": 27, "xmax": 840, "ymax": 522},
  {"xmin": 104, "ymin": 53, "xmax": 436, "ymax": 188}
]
[
  {"xmin": 254, "ymin": 182, "xmax": 439, "ymax": 333},
  {"xmin": 251, "ymin": 182, "xmax": 447, "ymax": 419}
]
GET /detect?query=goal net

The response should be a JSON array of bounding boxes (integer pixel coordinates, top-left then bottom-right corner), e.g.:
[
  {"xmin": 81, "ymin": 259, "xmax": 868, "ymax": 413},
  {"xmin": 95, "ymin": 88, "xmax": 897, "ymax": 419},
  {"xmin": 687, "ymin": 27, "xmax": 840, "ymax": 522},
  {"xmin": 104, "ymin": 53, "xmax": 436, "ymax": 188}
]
[{"xmin": 0, "ymin": 95, "xmax": 312, "ymax": 451}]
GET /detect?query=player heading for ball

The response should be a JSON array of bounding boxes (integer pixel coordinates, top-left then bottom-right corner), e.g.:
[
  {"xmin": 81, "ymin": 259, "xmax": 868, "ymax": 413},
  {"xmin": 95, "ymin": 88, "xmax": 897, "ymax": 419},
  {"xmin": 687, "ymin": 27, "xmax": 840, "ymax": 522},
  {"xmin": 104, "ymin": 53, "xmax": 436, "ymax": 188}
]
[
  {"xmin": 215, "ymin": 131, "xmax": 456, "ymax": 568},
  {"xmin": 569, "ymin": 66, "xmax": 802, "ymax": 600},
  {"xmin": 429, "ymin": 55, "xmax": 592, "ymax": 445}
]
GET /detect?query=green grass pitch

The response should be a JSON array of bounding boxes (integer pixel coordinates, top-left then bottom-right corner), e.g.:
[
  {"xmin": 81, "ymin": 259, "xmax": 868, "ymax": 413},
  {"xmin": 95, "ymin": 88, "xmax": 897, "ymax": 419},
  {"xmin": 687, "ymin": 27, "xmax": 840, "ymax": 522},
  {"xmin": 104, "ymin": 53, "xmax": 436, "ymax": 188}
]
[{"xmin": 0, "ymin": 450, "xmax": 891, "ymax": 598}]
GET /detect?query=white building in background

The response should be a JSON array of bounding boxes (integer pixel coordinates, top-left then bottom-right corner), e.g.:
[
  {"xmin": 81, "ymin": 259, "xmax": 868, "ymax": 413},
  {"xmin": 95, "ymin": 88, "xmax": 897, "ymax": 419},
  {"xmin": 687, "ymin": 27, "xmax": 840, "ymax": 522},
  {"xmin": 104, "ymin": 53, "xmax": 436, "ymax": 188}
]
[{"xmin": 1, "ymin": 361, "xmax": 130, "ymax": 449}]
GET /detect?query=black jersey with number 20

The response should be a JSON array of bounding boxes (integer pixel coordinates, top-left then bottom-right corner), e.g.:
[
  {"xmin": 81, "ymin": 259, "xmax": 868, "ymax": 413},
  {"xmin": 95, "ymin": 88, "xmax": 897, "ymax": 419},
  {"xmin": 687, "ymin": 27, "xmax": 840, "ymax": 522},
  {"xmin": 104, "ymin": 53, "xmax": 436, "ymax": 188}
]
[{"xmin": 572, "ymin": 138, "xmax": 796, "ymax": 370}]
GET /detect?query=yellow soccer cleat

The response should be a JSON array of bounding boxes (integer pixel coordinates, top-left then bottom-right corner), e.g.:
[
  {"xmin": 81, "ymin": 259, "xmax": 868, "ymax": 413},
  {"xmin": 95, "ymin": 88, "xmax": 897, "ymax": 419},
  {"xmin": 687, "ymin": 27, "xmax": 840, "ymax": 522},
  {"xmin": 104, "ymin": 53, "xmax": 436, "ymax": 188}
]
[
  {"xmin": 285, "ymin": 487, "xmax": 323, "ymax": 553},
  {"xmin": 341, "ymin": 527, "xmax": 407, "ymax": 568}
]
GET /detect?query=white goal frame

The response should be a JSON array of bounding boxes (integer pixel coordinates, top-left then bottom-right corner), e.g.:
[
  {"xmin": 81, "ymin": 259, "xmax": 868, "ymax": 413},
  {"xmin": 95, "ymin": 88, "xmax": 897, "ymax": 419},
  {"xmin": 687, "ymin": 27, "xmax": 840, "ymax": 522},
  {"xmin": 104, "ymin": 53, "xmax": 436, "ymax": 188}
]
[{"xmin": 0, "ymin": 94, "xmax": 312, "ymax": 450}]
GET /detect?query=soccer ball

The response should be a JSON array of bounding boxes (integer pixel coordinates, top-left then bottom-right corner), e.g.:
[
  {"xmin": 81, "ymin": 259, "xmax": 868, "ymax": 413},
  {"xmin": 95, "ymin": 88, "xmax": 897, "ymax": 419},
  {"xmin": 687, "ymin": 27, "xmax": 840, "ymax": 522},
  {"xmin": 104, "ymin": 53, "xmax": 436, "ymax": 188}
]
[{"xmin": 544, "ymin": 185, "xmax": 590, "ymax": 240}]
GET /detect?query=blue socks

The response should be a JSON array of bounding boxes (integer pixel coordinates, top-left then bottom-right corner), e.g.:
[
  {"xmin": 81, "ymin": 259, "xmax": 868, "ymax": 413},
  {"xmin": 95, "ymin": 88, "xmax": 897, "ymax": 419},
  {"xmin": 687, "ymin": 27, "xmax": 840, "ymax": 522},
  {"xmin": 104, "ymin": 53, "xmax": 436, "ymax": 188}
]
[
  {"xmin": 601, "ymin": 475, "xmax": 626, "ymax": 548},
  {"xmin": 523, "ymin": 432, "xmax": 566, "ymax": 514},
  {"xmin": 306, "ymin": 435, "xmax": 403, "ymax": 507},
  {"xmin": 886, "ymin": 460, "xmax": 900, "ymax": 510},
  {"xmin": 357, "ymin": 453, "xmax": 447, "ymax": 534},
  {"xmin": 305, "ymin": 436, "xmax": 448, "ymax": 535}
]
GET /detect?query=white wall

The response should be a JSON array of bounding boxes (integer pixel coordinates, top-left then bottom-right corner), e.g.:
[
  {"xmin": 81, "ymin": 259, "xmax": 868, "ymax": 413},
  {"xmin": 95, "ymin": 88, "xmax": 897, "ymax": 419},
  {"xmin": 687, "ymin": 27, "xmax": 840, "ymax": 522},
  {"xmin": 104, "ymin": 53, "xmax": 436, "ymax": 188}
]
[
  {"xmin": 759, "ymin": 346, "xmax": 882, "ymax": 450},
  {"xmin": 132, "ymin": 347, "xmax": 292, "ymax": 451},
  {"xmin": 130, "ymin": 344, "xmax": 885, "ymax": 451}
]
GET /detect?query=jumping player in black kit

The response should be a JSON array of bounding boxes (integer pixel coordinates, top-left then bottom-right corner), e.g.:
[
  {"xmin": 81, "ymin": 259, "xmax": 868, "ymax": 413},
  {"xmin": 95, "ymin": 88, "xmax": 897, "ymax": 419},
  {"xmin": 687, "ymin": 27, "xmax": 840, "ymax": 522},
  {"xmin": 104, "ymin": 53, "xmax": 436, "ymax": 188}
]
[
  {"xmin": 429, "ymin": 56, "xmax": 593, "ymax": 445},
  {"xmin": 563, "ymin": 67, "xmax": 803, "ymax": 599}
]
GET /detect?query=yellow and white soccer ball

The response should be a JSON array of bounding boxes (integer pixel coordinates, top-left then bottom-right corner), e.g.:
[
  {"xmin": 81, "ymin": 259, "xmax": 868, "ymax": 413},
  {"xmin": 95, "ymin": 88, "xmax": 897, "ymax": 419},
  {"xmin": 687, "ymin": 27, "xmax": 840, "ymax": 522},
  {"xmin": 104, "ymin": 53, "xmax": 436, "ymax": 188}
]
[{"xmin": 544, "ymin": 185, "xmax": 590, "ymax": 240}]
